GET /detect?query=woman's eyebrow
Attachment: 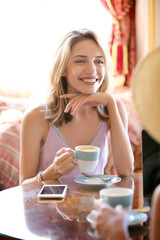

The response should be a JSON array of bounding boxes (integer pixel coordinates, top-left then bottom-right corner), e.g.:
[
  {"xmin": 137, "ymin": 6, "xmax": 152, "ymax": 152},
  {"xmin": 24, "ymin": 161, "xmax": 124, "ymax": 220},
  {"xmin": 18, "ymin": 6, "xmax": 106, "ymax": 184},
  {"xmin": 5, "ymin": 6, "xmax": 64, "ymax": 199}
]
[
  {"xmin": 73, "ymin": 55, "xmax": 104, "ymax": 59},
  {"xmin": 73, "ymin": 55, "xmax": 87, "ymax": 59},
  {"xmin": 96, "ymin": 56, "xmax": 104, "ymax": 59}
]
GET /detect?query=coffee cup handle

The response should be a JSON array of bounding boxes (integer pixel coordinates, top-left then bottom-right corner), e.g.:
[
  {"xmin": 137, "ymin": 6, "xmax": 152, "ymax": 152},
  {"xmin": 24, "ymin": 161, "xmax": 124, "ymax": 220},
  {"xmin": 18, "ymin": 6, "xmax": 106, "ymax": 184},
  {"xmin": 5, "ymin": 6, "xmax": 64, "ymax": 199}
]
[{"xmin": 71, "ymin": 149, "xmax": 77, "ymax": 166}]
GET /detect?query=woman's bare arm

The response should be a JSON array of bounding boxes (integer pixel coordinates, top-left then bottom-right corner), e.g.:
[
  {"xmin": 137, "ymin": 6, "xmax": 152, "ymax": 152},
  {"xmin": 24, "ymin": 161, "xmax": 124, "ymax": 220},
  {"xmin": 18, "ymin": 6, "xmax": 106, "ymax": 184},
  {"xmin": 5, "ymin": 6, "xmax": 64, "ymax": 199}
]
[
  {"xmin": 107, "ymin": 99, "xmax": 134, "ymax": 176},
  {"xmin": 19, "ymin": 106, "xmax": 47, "ymax": 184}
]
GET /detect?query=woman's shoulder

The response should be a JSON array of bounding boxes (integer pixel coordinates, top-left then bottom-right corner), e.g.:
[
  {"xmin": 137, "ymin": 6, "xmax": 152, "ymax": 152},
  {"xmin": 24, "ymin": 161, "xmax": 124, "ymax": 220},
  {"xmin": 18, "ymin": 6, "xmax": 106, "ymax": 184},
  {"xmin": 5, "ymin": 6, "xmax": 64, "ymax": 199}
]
[
  {"xmin": 115, "ymin": 98, "xmax": 128, "ymax": 123},
  {"xmin": 21, "ymin": 104, "xmax": 49, "ymax": 146},
  {"xmin": 22, "ymin": 104, "xmax": 48, "ymax": 126},
  {"xmin": 115, "ymin": 98, "xmax": 126, "ymax": 112}
]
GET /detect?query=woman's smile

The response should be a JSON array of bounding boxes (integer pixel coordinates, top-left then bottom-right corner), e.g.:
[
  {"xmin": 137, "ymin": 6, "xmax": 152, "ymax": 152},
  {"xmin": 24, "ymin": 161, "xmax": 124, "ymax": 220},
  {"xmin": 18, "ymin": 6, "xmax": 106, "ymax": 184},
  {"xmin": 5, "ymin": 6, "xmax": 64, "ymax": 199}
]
[{"xmin": 80, "ymin": 77, "xmax": 99, "ymax": 84}]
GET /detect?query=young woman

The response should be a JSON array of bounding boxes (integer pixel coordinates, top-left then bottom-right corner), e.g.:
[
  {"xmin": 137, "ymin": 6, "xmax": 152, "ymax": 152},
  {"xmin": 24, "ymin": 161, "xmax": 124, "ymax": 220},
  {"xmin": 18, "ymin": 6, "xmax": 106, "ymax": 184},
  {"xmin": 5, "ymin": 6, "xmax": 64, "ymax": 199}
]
[{"xmin": 19, "ymin": 29, "xmax": 134, "ymax": 185}]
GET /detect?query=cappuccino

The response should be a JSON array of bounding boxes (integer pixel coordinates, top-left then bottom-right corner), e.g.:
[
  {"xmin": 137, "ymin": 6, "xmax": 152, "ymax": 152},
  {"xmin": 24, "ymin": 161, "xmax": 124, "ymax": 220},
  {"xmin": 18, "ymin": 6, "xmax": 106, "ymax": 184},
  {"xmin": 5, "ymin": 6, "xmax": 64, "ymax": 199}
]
[
  {"xmin": 76, "ymin": 146, "xmax": 99, "ymax": 152},
  {"xmin": 75, "ymin": 145, "xmax": 100, "ymax": 173}
]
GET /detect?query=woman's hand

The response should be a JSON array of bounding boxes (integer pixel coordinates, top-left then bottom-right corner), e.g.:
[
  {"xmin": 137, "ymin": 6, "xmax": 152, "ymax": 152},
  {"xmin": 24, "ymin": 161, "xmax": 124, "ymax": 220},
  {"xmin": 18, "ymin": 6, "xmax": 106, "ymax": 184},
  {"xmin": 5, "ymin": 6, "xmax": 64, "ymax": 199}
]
[
  {"xmin": 60, "ymin": 92, "xmax": 112, "ymax": 115},
  {"xmin": 90, "ymin": 199, "xmax": 129, "ymax": 240},
  {"xmin": 42, "ymin": 147, "xmax": 76, "ymax": 180},
  {"xmin": 54, "ymin": 147, "xmax": 76, "ymax": 174}
]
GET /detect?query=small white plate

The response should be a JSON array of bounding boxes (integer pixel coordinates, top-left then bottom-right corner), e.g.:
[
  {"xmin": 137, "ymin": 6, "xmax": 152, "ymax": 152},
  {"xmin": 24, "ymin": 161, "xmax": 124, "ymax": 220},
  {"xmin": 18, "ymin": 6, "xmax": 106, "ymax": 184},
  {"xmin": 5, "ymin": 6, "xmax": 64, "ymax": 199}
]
[
  {"xmin": 74, "ymin": 175, "xmax": 121, "ymax": 185},
  {"xmin": 86, "ymin": 211, "xmax": 148, "ymax": 226},
  {"xmin": 128, "ymin": 211, "xmax": 148, "ymax": 226}
]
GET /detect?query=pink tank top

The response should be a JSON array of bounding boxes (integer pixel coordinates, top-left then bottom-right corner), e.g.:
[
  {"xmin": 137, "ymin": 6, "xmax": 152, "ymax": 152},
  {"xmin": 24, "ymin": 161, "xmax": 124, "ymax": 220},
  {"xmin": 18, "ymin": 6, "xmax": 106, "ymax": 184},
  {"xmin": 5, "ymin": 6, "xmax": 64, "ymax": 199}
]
[{"xmin": 38, "ymin": 121, "xmax": 108, "ymax": 180}]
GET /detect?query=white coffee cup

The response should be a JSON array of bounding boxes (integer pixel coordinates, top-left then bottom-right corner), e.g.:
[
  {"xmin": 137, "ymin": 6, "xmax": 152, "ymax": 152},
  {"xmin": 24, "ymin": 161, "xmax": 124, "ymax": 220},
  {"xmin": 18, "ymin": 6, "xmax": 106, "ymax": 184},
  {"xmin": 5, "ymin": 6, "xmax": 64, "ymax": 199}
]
[
  {"xmin": 99, "ymin": 187, "xmax": 133, "ymax": 211},
  {"xmin": 75, "ymin": 145, "xmax": 100, "ymax": 173}
]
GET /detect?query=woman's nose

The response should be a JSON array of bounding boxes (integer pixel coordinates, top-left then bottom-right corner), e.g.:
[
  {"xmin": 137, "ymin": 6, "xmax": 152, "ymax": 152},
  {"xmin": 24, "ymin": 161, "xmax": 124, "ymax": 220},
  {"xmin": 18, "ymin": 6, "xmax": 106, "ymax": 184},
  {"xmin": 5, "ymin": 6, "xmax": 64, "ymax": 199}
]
[{"xmin": 85, "ymin": 62, "xmax": 97, "ymax": 74}]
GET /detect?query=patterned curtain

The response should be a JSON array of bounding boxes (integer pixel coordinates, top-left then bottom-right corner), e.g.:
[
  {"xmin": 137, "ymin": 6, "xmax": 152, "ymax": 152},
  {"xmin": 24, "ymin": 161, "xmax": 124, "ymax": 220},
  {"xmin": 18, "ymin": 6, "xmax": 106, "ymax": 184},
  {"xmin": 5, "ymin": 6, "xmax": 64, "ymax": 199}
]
[{"xmin": 100, "ymin": 0, "xmax": 136, "ymax": 86}]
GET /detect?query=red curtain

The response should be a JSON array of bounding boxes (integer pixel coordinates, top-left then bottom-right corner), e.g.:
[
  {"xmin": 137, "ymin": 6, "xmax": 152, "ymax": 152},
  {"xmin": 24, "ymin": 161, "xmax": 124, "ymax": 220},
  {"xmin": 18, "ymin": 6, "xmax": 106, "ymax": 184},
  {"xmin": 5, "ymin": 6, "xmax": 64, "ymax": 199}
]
[{"xmin": 100, "ymin": 0, "xmax": 136, "ymax": 86}]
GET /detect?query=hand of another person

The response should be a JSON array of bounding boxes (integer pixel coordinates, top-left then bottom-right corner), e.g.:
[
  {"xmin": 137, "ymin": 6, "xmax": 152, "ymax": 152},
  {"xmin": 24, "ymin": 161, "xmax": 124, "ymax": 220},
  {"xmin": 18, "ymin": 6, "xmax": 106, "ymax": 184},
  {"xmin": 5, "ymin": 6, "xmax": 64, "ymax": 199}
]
[
  {"xmin": 60, "ymin": 92, "xmax": 113, "ymax": 115},
  {"xmin": 52, "ymin": 147, "xmax": 76, "ymax": 176},
  {"xmin": 90, "ymin": 199, "xmax": 129, "ymax": 240}
]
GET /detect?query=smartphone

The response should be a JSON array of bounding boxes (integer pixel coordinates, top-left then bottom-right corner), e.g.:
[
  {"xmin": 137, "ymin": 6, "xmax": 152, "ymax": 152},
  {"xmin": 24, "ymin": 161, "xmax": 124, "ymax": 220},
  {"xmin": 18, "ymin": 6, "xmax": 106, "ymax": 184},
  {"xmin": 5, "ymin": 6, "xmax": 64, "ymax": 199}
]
[{"xmin": 38, "ymin": 185, "xmax": 67, "ymax": 199}]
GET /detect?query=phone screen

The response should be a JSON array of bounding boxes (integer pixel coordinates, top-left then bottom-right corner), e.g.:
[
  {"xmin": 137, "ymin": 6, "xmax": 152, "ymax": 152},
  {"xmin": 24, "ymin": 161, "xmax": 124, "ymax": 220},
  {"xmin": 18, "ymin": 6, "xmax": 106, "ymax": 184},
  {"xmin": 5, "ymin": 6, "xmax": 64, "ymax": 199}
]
[
  {"xmin": 41, "ymin": 185, "xmax": 65, "ymax": 194},
  {"xmin": 38, "ymin": 185, "xmax": 67, "ymax": 198}
]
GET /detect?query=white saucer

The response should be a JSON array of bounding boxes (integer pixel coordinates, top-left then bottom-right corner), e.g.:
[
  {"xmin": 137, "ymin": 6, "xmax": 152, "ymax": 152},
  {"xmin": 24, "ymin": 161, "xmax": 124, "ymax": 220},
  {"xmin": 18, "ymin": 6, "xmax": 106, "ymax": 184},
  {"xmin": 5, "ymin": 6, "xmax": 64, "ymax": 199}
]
[
  {"xmin": 86, "ymin": 211, "xmax": 148, "ymax": 226},
  {"xmin": 74, "ymin": 175, "xmax": 121, "ymax": 185}
]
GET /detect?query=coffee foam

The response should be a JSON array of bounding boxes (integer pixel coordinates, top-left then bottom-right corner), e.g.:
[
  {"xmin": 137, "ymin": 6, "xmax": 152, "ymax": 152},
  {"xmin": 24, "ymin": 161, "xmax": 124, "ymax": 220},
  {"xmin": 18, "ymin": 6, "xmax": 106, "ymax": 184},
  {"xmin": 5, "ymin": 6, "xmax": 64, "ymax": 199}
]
[
  {"xmin": 79, "ymin": 148, "xmax": 98, "ymax": 152},
  {"xmin": 76, "ymin": 146, "xmax": 99, "ymax": 152}
]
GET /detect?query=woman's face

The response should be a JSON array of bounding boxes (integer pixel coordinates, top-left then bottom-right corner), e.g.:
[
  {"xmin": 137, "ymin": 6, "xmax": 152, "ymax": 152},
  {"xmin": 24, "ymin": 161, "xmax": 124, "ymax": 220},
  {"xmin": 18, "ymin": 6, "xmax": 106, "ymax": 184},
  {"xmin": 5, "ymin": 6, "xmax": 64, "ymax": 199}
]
[{"xmin": 64, "ymin": 39, "xmax": 105, "ymax": 95}]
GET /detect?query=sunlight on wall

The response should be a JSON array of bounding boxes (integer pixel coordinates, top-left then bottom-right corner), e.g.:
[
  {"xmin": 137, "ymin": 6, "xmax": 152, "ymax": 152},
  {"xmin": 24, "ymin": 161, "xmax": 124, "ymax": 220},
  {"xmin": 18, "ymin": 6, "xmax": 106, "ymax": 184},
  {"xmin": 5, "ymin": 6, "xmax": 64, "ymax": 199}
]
[{"xmin": 0, "ymin": 0, "xmax": 112, "ymax": 100}]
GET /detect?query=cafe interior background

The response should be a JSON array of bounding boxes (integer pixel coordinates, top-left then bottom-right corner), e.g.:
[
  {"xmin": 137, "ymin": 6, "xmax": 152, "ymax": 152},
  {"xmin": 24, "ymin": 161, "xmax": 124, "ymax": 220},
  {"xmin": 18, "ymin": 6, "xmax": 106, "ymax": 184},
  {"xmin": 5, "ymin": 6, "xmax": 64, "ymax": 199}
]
[{"xmin": 0, "ymin": 0, "xmax": 160, "ymax": 190}]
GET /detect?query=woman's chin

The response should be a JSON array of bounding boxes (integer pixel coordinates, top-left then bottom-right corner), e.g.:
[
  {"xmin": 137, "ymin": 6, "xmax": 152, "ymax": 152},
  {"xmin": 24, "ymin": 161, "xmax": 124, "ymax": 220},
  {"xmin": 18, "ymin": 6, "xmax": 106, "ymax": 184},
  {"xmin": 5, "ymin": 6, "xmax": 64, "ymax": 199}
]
[{"xmin": 80, "ymin": 88, "xmax": 98, "ymax": 95}]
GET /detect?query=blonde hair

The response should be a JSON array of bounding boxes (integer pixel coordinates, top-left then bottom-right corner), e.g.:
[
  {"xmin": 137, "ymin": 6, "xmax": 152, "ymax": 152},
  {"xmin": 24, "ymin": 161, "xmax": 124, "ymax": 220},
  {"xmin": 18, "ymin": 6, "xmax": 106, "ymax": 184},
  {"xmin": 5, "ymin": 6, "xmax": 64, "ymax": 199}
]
[{"xmin": 46, "ymin": 29, "xmax": 114, "ymax": 126}]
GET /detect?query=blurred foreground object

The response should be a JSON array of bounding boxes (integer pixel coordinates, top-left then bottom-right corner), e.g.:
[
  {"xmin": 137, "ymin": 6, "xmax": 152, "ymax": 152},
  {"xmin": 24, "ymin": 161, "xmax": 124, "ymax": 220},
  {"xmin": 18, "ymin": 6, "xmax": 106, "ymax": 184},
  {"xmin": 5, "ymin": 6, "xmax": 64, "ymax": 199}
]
[{"xmin": 132, "ymin": 47, "xmax": 160, "ymax": 143}]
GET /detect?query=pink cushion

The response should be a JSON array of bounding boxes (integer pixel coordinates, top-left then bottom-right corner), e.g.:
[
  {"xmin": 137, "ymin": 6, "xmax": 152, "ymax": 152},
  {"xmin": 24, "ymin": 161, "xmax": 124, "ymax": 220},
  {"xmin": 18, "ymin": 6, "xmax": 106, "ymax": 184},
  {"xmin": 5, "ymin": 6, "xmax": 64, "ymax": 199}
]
[
  {"xmin": 0, "ymin": 99, "xmax": 27, "ymax": 190},
  {"xmin": 0, "ymin": 120, "xmax": 21, "ymax": 190}
]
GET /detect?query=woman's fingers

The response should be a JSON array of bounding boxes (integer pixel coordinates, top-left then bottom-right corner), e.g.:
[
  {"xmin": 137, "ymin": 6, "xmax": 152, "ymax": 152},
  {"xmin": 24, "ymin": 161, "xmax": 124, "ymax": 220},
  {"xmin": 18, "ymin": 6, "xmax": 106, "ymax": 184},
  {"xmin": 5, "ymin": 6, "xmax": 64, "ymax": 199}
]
[
  {"xmin": 54, "ymin": 148, "xmax": 76, "ymax": 175},
  {"xmin": 56, "ymin": 147, "xmax": 73, "ymax": 157},
  {"xmin": 61, "ymin": 92, "xmax": 108, "ymax": 115},
  {"xmin": 63, "ymin": 94, "xmax": 87, "ymax": 113},
  {"xmin": 56, "ymin": 151, "xmax": 74, "ymax": 165},
  {"xmin": 64, "ymin": 95, "xmax": 96, "ymax": 114}
]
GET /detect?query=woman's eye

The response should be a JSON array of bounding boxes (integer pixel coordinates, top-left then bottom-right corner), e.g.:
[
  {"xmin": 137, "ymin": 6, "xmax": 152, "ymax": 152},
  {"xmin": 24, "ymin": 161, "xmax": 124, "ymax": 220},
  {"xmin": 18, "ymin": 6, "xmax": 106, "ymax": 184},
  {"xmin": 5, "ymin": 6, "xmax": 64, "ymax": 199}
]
[
  {"xmin": 75, "ymin": 59, "xmax": 85, "ymax": 63},
  {"xmin": 96, "ymin": 60, "xmax": 104, "ymax": 64}
]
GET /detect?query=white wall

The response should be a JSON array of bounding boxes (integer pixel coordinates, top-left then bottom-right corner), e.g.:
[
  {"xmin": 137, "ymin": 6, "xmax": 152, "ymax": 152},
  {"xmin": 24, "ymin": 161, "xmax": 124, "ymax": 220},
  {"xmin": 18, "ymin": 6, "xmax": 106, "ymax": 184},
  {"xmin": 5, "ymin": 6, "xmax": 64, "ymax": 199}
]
[
  {"xmin": 136, "ymin": 0, "xmax": 160, "ymax": 64},
  {"xmin": 135, "ymin": 0, "xmax": 149, "ymax": 63},
  {"xmin": 154, "ymin": 0, "xmax": 160, "ymax": 48}
]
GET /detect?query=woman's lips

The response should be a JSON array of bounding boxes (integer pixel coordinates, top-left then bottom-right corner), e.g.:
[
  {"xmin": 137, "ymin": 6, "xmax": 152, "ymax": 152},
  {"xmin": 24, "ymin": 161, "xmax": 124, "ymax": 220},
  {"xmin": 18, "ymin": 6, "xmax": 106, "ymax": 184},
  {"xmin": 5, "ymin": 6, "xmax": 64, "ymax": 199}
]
[{"xmin": 80, "ymin": 78, "xmax": 98, "ymax": 83}]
